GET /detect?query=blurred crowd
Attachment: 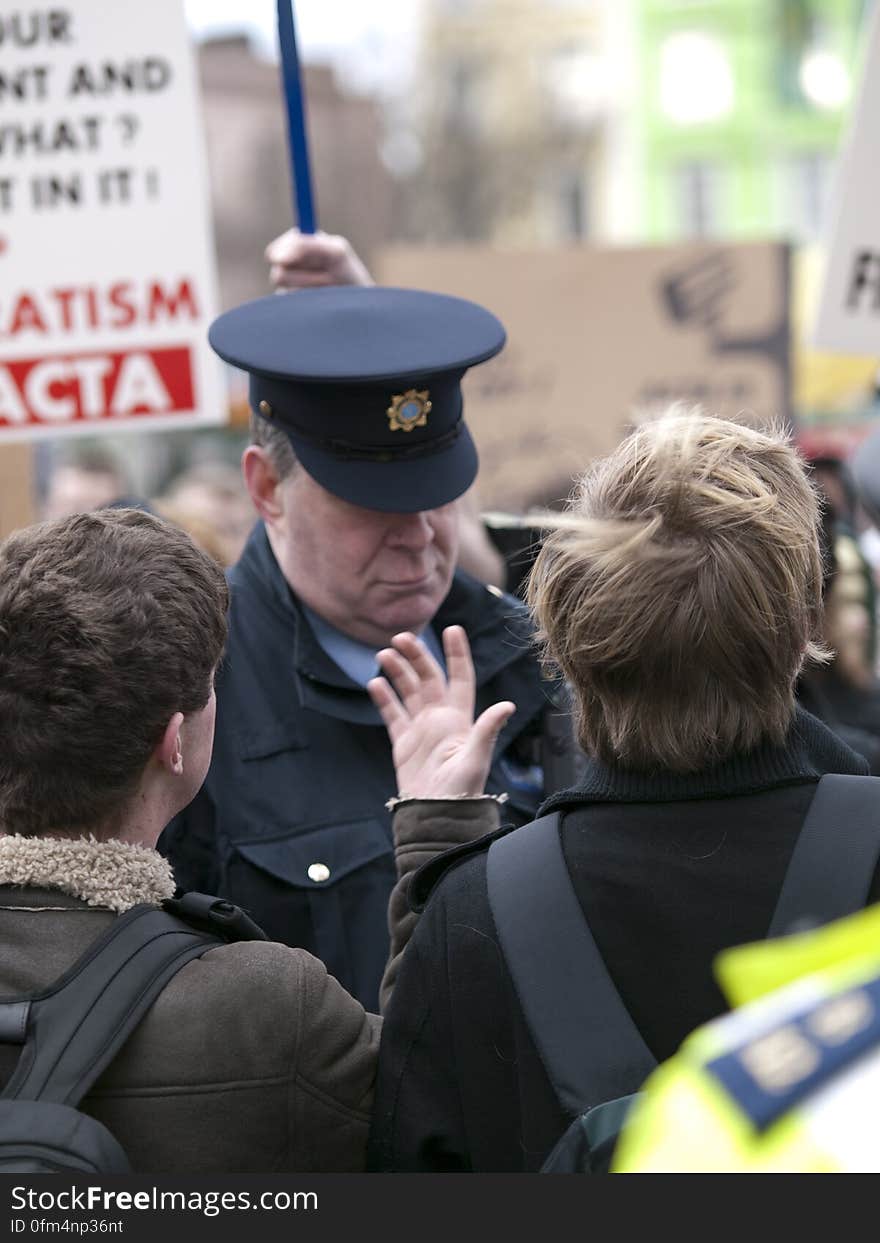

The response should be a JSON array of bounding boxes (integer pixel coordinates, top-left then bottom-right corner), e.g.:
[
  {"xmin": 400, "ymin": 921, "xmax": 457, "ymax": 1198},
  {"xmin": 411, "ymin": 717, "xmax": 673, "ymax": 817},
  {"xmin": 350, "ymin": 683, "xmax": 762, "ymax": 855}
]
[{"xmin": 40, "ymin": 447, "xmax": 255, "ymax": 570}]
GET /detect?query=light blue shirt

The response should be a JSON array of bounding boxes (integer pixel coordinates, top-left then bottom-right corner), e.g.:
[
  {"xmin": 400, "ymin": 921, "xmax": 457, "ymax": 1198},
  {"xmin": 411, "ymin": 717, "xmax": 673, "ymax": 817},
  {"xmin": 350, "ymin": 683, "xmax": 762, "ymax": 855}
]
[
  {"xmin": 301, "ymin": 604, "xmax": 544, "ymax": 802},
  {"xmin": 301, "ymin": 604, "xmax": 446, "ymax": 689}
]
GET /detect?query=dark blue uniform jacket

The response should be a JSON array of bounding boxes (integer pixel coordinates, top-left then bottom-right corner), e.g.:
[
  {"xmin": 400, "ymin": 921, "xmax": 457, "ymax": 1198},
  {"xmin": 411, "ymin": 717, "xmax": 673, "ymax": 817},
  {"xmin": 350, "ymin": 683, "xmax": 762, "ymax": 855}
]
[{"xmin": 159, "ymin": 523, "xmax": 556, "ymax": 1010}]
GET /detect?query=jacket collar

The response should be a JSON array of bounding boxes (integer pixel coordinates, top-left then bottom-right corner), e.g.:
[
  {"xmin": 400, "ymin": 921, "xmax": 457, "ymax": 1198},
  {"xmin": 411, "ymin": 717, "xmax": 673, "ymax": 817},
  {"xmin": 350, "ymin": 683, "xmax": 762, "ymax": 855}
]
[
  {"xmin": 540, "ymin": 707, "xmax": 869, "ymax": 812},
  {"xmin": 0, "ymin": 835, "xmax": 175, "ymax": 913}
]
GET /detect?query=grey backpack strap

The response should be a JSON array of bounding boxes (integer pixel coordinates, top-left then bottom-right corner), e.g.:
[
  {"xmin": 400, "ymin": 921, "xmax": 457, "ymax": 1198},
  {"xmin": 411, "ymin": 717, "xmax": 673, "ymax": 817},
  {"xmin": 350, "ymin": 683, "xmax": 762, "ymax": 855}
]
[
  {"xmin": 0, "ymin": 904, "xmax": 219, "ymax": 1106},
  {"xmin": 768, "ymin": 773, "xmax": 880, "ymax": 938},
  {"xmin": 487, "ymin": 814, "xmax": 656, "ymax": 1116}
]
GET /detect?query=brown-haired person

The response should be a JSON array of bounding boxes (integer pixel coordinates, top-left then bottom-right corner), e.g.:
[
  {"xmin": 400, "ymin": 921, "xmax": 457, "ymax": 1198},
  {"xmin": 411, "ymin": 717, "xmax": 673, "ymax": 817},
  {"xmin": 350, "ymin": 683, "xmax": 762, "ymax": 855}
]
[
  {"xmin": 365, "ymin": 410, "xmax": 880, "ymax": 1172},
  {"xmin": 0, "ymin": 508, "xmax": 472, "ymax": 1173}
]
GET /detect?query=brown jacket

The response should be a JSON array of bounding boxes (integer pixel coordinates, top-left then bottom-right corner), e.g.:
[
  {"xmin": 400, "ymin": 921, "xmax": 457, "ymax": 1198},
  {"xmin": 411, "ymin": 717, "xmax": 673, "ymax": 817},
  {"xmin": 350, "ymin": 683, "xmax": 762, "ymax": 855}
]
[{"xmin": 0, "ymin": 804, "xmax": 492, "ymax": 1174}]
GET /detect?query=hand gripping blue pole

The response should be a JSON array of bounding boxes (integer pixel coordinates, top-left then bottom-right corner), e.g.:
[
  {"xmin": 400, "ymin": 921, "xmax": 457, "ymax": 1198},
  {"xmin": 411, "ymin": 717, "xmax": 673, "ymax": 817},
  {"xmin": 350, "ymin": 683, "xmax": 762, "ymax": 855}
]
[{"xmin": 276, "ymin": 0, "xmax": 317, "ymax": 233}]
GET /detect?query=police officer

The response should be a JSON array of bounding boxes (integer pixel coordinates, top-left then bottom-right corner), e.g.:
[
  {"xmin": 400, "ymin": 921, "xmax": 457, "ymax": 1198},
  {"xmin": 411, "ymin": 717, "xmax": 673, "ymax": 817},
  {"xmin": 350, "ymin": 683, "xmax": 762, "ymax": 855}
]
[{"xmin": 159, "ymin": 276, "xmax": 566, "ymax": 1011}]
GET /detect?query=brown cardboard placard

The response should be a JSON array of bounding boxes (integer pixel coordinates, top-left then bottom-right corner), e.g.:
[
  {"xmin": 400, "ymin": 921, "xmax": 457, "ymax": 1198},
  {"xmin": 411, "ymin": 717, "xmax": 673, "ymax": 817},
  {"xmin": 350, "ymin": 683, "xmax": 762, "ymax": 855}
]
[
  {"xmin": 0, "ymin": 443, "xmax": 35, "ymax": 538},
  {"xmin": 378, "ymin": 241, "xmax": 790, "ymax": 509}
]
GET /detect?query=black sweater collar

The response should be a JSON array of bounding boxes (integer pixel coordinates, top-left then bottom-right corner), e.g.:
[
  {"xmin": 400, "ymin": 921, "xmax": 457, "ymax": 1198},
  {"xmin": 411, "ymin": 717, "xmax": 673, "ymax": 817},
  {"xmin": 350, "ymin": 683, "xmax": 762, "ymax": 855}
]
[{"xmin": 540, "ymin": 707, "xmax": 868, "ymax": 811}]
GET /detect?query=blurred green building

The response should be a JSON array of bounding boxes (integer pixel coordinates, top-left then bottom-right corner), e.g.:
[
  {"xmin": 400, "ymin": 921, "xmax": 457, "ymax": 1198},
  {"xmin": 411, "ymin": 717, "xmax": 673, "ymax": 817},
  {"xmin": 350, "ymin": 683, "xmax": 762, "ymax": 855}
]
[{"xmin": 636, "ymin": 0, "xmax": 867, "ymax": 241}]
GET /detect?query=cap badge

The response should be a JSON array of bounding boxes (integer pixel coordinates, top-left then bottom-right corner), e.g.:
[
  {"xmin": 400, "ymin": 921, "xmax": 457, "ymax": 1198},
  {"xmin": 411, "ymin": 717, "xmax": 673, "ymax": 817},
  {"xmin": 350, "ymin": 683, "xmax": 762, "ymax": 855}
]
[{"xmin": 387, "ymin": 389, "xmax": 431, "ymax": 433}]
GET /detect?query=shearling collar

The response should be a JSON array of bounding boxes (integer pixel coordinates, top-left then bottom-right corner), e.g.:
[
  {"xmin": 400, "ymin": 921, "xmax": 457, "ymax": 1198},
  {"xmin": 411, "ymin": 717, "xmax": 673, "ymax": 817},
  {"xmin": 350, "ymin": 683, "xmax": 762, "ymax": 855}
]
[{"xmin": 0, "ymin": 835, "xmax": 175, "ymax": 913}]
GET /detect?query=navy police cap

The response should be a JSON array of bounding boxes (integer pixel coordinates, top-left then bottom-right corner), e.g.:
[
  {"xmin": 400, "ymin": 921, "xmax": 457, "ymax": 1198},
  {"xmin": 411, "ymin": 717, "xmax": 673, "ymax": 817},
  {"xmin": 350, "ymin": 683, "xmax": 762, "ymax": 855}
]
[{"xmin": 209, "ymin": 286, "xmax": 506, "ymax": 513}]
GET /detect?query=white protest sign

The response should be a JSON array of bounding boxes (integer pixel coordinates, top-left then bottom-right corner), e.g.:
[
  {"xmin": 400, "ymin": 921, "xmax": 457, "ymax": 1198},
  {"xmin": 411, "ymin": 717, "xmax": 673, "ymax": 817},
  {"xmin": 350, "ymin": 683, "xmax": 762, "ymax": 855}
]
[
  {"xmin": 0, "ymin": 2, "xmax": 224, "ymax": 441},
  {"xmin": 814, "ymin": 3, "xmax": 880, "ymax": 355}
]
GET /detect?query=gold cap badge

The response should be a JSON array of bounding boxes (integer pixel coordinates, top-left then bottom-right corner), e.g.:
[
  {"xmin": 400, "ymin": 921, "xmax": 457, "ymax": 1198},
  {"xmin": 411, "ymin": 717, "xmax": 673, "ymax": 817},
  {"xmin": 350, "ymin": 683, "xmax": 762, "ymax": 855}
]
[{"xmin": 387, "ymin": 389, "xmax": 431, "ymax": 433}]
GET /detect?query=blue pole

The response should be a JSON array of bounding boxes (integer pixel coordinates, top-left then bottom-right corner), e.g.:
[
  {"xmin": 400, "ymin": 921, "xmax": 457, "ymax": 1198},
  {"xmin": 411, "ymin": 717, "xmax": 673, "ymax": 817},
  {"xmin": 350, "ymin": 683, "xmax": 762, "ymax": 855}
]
[{"xmin": 276, "ymin": 0, "xmax": 317, "ymax": 233}]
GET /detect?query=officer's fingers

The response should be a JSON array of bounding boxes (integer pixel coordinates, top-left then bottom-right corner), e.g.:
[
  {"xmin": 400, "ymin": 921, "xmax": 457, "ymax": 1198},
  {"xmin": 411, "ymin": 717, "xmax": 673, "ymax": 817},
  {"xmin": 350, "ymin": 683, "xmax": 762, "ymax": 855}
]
[
  {"xmin": 390, "ymin": 632, "xmax": 446, "ymax": 702},
  {"xmin": 376, "ymin": 647, "xmax": 423, "ymax": 715},
  {"xmin": 442, "ymin": 625, "xmax": 476, "ymax": 711},
  {"xmin": 366, "ymin": 676, "xmax": 407, "ymax": 742}
]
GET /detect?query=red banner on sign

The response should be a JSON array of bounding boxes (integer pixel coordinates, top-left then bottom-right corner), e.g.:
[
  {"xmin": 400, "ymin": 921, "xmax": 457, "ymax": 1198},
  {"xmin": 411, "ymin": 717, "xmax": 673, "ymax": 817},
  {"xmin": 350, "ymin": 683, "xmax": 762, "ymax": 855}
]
[{"xmin": 0, "ymin": 345, "xmax": 195, "ymax": 427}]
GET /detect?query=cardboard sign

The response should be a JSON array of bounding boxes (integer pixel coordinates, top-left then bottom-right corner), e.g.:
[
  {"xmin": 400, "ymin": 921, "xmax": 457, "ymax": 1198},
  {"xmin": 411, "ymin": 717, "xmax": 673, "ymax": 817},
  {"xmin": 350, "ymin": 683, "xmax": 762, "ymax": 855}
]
[
  {"xmin": 0, "ymin": 443, "xmax": 33, "ymax": 536},
  {"xmin": 378, "ymin": 241, "xmax": 790, "ymax": 509},
  {"xmin": 0, "ymin": 2, "xmax": 223, "ymax": 441},
  {"xmin": 814, "ymin": 3, "xmax": 880, "ymax": 355}
]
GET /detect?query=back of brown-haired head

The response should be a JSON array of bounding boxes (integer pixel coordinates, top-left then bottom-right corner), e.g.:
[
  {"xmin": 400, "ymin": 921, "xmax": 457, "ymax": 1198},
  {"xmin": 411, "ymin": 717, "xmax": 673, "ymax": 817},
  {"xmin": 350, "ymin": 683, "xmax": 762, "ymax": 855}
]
[
  {"xmin": 527, "ymin": 409, "xmax": 827, "ymax": 773},
  {"xmin": 0, "ymin": 508, "xmax": 229, "ymax": 837}
]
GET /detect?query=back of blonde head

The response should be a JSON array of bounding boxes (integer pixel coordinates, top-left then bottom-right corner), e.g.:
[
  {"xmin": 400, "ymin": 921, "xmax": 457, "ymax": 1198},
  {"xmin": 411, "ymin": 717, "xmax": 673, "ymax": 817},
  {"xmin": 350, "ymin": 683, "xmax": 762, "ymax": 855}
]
[{"xmin": 527, "ymin": 409, "xmax": 827, "ymax": 773}]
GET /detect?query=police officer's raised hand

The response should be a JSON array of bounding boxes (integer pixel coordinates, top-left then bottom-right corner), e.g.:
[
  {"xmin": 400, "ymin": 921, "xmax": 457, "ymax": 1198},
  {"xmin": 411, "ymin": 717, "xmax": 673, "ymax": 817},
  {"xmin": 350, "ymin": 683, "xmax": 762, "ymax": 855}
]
[
  {"xmin": 368, "ymin": 626, "xmax": 515, "ymax": 800},
  {"xmin": 265, "ymin": 228, "xmax": 374, "ymax": 291}
]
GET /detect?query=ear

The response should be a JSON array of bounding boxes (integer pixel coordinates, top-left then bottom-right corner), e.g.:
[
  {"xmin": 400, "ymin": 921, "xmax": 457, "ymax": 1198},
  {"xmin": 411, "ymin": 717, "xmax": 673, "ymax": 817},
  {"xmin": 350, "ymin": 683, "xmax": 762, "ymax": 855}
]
[
  {"xmin": 156, "ymin": 712, "xmax": 185, "ymax": 777},
  {"xmin": 242, "ymin": 445, "xmax": 284, "ymax": 525}
]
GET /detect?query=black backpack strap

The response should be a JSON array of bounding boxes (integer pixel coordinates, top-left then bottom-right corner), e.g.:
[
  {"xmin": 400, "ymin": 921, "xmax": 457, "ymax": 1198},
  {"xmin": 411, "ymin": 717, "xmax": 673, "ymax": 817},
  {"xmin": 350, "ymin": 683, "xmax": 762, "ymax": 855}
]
[
  {"xmin": 163, "ymin": 892, "xmax": 268, "ymax": 942},
  {"xmin": 768, "ymin": 773, "xmax": 880, "ymax": 938},
  {"xmin": 0, "ymin": 904, "xmax": 219, "ymax": 1107},
  {"xmin": 487, "ymin": 814, "xmax": 656, "ymax": 1116}
]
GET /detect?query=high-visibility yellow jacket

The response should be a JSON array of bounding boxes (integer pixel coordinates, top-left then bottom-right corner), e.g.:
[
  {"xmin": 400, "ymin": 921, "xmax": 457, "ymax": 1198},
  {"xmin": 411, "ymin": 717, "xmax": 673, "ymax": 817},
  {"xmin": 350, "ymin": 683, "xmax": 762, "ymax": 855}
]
[{"xmin": 613, "ymin": 903, "xmax": 880, "ymax": 1173}]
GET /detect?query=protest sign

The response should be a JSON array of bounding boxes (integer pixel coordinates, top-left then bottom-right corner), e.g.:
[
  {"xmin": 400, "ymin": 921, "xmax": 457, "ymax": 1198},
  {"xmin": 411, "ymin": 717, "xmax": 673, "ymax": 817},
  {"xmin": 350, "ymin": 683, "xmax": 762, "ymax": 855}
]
[
  {"xmin": 813, "ymin": 3, "xmax": 880, "ymax": 355},
  {"xmin": 379, "ymin": 240, "xmax": 790, "ymax": 509},
  {"xmin": 0, "ymin": 443, "xmax": 33, "ymax": 535},
  {"xmin": 0, "ymin": 2, "xmax": 223, "ymax": 441}
]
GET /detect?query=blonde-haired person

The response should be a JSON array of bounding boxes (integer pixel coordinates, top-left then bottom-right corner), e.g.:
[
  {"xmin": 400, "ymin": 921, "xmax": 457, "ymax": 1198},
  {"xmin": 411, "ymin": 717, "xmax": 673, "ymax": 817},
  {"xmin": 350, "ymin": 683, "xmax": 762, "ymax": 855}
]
[{"xmin": 365, "ymin": 409, "xmax": 878, "ymax": 1173}]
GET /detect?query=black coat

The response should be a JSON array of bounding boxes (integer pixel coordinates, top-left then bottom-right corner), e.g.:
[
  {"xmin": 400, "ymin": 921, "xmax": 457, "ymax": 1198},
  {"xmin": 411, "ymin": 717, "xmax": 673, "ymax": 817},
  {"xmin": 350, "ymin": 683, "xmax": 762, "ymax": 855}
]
[
  {"xmin": 367, "ymin": 710, "xmax": 877, "ymax": 1171},
  {"xmin": 159, "ymin": 523, "xmax": 558, "ymax": 1011}
]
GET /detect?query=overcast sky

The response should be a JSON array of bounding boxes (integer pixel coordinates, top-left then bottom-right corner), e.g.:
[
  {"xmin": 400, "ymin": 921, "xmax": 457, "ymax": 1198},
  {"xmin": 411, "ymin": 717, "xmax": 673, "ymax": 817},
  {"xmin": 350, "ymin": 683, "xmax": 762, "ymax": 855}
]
[{"xmin": 183, "ymin": 0, "xmax": 424, "ymax": 92}]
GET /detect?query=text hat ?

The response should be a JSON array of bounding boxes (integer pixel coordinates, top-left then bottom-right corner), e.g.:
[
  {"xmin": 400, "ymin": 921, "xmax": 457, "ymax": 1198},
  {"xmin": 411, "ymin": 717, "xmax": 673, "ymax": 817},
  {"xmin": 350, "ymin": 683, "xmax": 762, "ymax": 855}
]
[{"xmin": 209, "ymin": 286, "xmax": 506, "ymax": 512}]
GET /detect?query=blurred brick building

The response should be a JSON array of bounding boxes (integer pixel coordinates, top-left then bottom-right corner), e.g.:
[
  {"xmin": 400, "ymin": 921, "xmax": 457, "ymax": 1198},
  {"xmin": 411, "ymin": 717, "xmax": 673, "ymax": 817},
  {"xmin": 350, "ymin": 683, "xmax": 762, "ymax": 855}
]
[
  {"xmin": 197, "ymin": 35, "xmax": 394, "ymax": 309},
  {"xmin": 399, "ymin": 0, "xmax": 637, "ymax": 245}
]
